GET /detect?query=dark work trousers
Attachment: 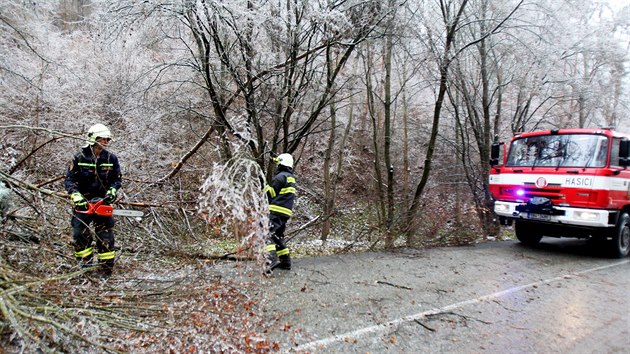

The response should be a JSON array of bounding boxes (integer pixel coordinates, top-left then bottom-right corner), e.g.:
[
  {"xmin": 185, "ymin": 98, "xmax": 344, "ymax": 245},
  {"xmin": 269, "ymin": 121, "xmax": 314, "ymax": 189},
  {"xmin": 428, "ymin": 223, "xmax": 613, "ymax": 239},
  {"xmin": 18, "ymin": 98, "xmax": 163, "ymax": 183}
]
[
  {"xmin": 71, "ymin": 212, "xmax": 115, "ymax": 263},
  {"xmin": 269, "ymin": 214, "xmax": 288, "ymax": 252}
]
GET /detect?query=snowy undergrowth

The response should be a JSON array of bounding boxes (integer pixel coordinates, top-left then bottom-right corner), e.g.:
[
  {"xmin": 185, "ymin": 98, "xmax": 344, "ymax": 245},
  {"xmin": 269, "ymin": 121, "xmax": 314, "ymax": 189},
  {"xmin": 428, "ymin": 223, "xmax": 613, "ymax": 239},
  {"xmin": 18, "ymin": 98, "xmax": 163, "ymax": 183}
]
[
  {"xmin": 0, "ymin": 181, "xmax": 11, "ymax": 218},
  {"xmin": 0, "ymin": 248, "xmax": 278, "ymax": 353},
  {"xmin": 197, "ymin": 154, "xmax": 269, "ymax": 265}
]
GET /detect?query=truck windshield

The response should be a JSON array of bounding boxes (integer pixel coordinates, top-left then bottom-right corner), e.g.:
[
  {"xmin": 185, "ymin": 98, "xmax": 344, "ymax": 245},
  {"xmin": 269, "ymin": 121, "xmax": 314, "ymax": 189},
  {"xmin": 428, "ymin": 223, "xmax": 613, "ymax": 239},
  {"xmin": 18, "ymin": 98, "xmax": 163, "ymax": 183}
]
[{"xmin": 506, "ymin": 134, "xmax": 609, "ymax": 168}]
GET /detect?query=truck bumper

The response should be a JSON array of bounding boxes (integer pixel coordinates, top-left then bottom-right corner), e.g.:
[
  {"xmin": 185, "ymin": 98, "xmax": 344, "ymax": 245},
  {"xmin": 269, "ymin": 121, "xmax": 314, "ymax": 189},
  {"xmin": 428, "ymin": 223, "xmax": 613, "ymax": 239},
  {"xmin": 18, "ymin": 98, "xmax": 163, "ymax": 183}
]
[{"xmin": 494, "ymin": 201, "xmax": 614, "ymax": 228}]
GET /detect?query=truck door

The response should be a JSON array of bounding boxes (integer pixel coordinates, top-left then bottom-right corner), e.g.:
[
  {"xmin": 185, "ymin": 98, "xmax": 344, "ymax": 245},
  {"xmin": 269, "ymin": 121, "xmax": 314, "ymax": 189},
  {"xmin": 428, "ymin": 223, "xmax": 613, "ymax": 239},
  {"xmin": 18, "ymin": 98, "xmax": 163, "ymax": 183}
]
[{"xmin": 610, "ymin": 138, "xmax": 630, "ymax": 204}]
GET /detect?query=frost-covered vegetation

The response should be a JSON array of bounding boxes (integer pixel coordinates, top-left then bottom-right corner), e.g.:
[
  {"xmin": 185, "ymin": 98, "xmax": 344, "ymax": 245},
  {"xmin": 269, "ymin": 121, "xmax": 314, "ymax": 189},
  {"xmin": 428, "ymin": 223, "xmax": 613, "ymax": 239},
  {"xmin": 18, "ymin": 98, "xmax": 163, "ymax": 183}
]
[{"xmin": 1, "ymin": 0, "xmax": 629, "ymax": 351}]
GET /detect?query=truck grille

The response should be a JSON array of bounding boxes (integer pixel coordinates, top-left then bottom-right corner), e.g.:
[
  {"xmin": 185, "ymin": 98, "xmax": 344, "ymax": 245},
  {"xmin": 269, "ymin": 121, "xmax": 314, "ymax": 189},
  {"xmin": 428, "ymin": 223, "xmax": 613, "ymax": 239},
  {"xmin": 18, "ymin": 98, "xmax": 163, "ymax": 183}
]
[
  {"xmin": 521, "ymin": 183, "xmax": 563, "ymax": 200},
  {"xmin": 520, "ymin": 187, "xmax": 563, "ymax": 200}
]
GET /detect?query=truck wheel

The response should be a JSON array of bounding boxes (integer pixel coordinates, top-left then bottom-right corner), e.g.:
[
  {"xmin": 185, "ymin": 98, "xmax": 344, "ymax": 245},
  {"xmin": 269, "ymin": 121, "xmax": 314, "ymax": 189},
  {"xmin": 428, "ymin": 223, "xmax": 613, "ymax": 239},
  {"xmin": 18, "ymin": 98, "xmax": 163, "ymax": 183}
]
[
  {"xmin": 514, "ymin": 221, "xmax": 543, "ymax": 246},
  {"xmin": 610, "ymin": 212, "xmax": 630, "ymax": 258}
]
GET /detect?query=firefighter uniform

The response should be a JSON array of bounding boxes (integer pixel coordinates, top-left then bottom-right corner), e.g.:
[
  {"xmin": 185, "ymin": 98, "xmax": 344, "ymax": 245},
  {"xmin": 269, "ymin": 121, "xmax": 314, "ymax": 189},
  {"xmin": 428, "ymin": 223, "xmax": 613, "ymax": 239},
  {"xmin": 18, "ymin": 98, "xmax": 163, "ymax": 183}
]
[
  {"xmin": 264, "ymin": 153, "xmax": 296, "ymax": 271},
  {"xmin": 64, "ymin": 125, "xmax": 122, "ymax": 274}
]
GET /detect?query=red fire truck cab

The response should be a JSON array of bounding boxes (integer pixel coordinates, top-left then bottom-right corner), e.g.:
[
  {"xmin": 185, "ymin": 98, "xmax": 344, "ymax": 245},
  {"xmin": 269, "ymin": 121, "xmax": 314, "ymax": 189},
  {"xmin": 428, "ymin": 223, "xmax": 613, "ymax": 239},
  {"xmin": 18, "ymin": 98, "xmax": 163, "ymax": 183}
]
[{"xmin": 489, "ymin": 128, "xmax": 630, "ymax": 258}]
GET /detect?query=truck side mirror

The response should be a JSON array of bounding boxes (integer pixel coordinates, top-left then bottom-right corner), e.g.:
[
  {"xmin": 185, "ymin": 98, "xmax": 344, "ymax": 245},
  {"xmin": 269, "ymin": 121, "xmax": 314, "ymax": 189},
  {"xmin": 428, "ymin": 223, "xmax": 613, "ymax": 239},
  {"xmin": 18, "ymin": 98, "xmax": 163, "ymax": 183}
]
[
  {"xmin": 490, "ymin": 143, "xmax": 503, "ymax": 166},
  {"xmin": 620, "ymin": 138, "xmax": 629, "ymax": 167}
]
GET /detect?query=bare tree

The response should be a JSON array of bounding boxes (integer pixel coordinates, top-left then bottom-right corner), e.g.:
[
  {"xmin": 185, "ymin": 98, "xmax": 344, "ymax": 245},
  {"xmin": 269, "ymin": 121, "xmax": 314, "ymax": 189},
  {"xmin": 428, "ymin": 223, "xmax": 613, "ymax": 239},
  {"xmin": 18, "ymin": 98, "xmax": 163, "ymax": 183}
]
[
  {"xmin": 403, "ymin": 0, "xmax": 470, "ymax": 238},
  {"xmin": 320, "ymin": 52, "xmax": 356, "ymax": 243},
  {"xmin": 109, "ymin": 0, "xmax": 386, "ymax": 182}
]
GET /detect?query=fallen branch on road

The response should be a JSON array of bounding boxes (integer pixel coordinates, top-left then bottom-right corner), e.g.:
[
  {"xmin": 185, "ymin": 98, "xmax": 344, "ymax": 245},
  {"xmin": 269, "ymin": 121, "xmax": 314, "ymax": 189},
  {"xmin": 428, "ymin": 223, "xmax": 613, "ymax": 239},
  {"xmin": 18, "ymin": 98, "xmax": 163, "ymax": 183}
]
[
  {"xmin": 375, "ymin": 280, "xmax": 412, "ymax": 290},
  {"xmin": 414, "ymin": 319, "xmax": 436, "ymax": 332}
]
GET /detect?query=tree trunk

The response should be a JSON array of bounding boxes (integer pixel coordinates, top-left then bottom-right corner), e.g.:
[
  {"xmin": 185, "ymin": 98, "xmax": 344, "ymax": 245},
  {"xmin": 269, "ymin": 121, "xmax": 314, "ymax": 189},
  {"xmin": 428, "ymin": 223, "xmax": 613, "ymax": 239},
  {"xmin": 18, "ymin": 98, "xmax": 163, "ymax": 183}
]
[
  {"xmin": 321, "ymin": 47, "xmax": 337, "ymax": 243},
  {"xmin": 404, "ymin": 0, "xmax": 469, "ymax": 238},
  {"xmin": 364, "ymin": 43, "xmax": 387, "ymax": 230},
  {"xmin": 321, "ymin": 57, "xmax": 356, "ymax": 242},
  {"xmin": 383, "ymin": 0, "xmax": 395, "ymax": 247}
]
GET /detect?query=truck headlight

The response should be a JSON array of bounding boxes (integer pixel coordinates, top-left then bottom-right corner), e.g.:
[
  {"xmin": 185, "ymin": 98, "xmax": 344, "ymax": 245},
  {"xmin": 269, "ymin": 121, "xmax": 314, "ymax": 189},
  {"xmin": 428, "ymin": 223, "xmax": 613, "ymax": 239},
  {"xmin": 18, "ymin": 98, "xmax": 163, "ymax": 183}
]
[
  {"xmin": 495, "ymin": 204, "xmax": 509, "ymax": 213},
  {"xmin": 574, "ymin": 211, "xmax": 599, "ymax": 221}
]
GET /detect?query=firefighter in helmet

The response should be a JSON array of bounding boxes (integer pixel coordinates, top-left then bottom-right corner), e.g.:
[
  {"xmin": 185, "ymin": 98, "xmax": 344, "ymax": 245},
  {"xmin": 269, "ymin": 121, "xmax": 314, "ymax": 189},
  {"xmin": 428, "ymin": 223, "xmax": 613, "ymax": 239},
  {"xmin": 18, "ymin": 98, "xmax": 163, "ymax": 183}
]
[
  {"xmin": 64, "ymin": 124, "xmax": 122, "ymax": 275},
  {"xmin": 263, "ymin": 153, "xmax": 297, "ymax": 272}
]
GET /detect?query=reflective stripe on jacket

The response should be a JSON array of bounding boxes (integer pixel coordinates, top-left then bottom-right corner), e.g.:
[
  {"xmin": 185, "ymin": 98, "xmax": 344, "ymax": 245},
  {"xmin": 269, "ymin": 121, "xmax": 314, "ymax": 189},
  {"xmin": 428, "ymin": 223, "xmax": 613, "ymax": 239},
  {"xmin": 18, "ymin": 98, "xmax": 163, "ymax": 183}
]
[
  {"xmin": 64, "ymin": 146, "xmax": 122, "ymax": 199},
  {"xmin": 266, "ymin": 168, "xmax": 296, "ymax": 217}
]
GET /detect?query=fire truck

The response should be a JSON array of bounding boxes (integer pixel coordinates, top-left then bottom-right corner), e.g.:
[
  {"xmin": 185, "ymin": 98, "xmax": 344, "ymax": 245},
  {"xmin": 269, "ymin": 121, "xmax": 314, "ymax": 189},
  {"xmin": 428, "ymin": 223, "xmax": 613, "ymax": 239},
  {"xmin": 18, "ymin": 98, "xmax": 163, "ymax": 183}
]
[{"xmin": 489, "ymin": 128, "xmax": 630, "ymax": 258}]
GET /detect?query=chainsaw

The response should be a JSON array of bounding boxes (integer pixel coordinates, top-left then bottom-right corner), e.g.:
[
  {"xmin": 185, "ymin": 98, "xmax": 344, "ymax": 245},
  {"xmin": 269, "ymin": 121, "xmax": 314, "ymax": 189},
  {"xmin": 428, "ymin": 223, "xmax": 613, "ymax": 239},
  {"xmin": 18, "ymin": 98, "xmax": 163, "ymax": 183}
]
[{"xmin": 76, "ymin": 198, "xmax": 144, "ymax": 218}]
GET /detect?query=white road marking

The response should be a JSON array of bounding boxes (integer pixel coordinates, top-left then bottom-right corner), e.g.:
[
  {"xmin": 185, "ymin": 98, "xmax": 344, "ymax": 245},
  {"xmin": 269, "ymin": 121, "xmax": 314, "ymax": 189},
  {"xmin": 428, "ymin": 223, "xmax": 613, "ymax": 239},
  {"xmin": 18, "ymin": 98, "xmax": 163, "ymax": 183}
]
[{"xmin": 294, "ymin": 260, "xmax": 630, "ymax": 352}]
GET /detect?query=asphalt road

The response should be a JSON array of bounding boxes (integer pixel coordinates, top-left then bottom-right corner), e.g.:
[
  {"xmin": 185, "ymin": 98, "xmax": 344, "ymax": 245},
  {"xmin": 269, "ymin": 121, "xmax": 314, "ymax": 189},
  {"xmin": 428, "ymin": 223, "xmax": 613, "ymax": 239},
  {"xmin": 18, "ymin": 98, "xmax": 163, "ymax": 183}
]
[{"xmin": 252, "ymin": 239, "xmax": 630, "ymax": 353}]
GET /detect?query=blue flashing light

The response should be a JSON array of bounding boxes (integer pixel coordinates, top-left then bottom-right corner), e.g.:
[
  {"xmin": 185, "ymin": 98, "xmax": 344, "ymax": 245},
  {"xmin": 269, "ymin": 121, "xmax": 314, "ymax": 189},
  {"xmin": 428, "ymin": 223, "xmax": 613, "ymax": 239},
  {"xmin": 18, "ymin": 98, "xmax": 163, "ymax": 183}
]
[{"xmin": 516, "ymin": 189, "xmax": 525, "ymax": 196}]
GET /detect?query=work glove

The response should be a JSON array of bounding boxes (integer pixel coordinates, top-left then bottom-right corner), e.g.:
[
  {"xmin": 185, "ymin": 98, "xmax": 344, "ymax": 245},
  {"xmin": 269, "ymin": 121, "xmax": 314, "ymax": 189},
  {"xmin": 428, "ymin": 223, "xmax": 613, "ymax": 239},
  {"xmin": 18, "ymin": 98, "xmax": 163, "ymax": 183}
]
[
  {"xmin": 103, "ymin": 187, "xmax": 117, "ymax": 204},
  {"xmin": 269, "ymin": 152, "xmax": 279, "ymax": 165},
  {"xmin": 71, "ymin": 192, "xmax": 88, "ymax": 211}
]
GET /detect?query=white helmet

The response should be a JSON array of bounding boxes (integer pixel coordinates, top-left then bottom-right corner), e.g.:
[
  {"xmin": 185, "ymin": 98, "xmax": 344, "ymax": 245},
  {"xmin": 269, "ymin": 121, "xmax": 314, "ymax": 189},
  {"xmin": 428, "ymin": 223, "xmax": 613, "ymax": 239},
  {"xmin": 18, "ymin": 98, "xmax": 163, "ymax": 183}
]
[
  {"xmin": 87, "ymin": 124, "xmax": 112, "ymax": 145},
  {"xmin": 275, "ymin": 153, "xmax": 294, "ymax": 168}
]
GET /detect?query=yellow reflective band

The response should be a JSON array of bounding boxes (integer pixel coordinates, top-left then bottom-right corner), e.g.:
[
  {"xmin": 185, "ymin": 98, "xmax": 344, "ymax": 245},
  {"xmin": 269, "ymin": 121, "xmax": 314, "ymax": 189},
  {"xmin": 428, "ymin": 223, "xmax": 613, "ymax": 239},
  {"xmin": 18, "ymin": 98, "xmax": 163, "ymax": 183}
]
[
  {"xmin": 265, "ymin": 244, "xmax": 276, "ymax": 252},
  {"xmin": 74, "ymin": 247, "xmax": 93, "ymax": 258},
  {"xmin": 280, "ymin": 187, "xmax": 296, "ymax": 194},
  {"xmin": 78, "ymin": 163, "xmax": 96, "ymax": 167},
  {"xmin": 100, "ymin": 163, "xmax": 113, "ymax": 167},
  {"xmin": 98, "ymin": 251, "xmax": 116, "ymax": 260},
  {"xmin": 287, "ymin": 177, "xmax": 296, "ymax": 184},
  {"xmin": 276, "ymin": 248, "xmax": 290, "ymax": 256},
  {"xmin": 269, "ymin": 205, "xmax": 293, "ymax": 216},
  {"xmin": 264, "ymin": 185, "xmax": 276, "ymax": 198}
]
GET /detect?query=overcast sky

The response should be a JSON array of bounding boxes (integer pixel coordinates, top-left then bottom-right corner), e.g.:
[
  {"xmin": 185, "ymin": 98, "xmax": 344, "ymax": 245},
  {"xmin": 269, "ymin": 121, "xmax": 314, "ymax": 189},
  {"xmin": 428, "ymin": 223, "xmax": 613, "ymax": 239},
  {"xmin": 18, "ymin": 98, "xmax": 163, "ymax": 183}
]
[{"xmin": 608, "ymin": 0, "xmax": 628, "ymax": 11}]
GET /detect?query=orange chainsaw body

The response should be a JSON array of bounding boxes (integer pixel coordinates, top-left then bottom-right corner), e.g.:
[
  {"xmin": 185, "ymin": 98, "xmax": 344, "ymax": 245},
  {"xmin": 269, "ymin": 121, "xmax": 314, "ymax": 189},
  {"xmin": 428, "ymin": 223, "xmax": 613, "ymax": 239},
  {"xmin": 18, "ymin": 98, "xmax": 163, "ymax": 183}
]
[{"xmin": 76, "ymin": 198, "xmax": 113, "ymax": 217}]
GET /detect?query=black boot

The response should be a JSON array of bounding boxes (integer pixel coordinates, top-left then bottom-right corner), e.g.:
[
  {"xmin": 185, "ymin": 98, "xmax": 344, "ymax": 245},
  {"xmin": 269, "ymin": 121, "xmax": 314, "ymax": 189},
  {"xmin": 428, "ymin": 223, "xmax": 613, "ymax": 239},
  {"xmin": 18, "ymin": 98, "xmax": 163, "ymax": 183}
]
[
  {"xmin": 99, "ymin": 259, "xmax": 114, "ymax": 276},
  {"xmin": 96, "ymin": 246, "xmax": 116, "ymax": 276},
  {"xmin": 74, "ymin": 246, "xmax": 94, "ymax": 269},
  {"xmin": 264, "ymin": 252, "xmax": 281, "ymax": 274},
  {"xmin": 77, "ymin": 254, "xmax": 93, "ymax": 269},
  {"xmin": 278, "ymin": 254, "xmax": 291, "ymax": 270}
]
